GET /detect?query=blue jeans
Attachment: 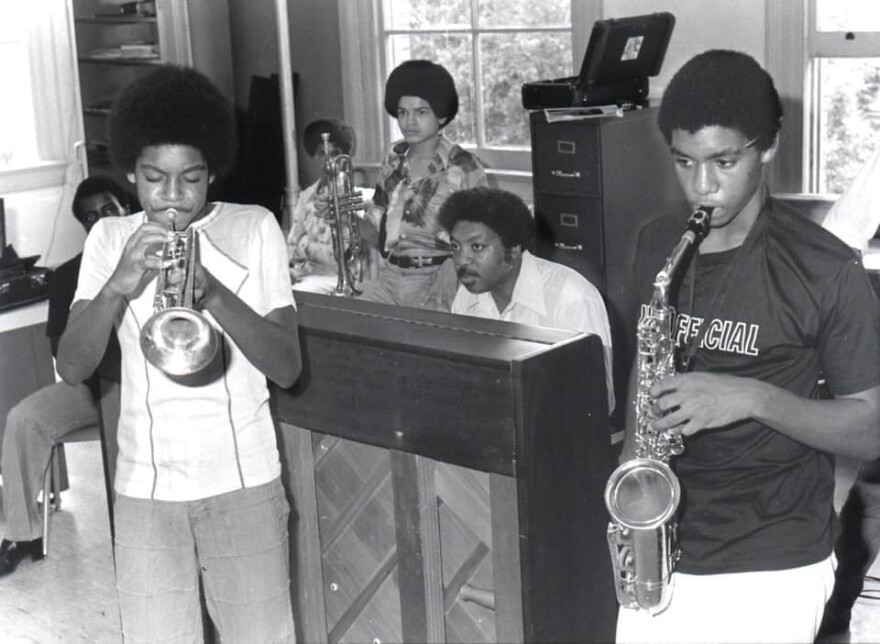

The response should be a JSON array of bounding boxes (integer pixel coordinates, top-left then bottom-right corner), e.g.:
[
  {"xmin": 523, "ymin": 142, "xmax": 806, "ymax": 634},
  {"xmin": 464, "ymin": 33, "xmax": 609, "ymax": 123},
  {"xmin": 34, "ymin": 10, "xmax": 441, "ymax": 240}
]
[{"xmin": 114, "ymin": 478, "xmax": 295, "ymax": 643}]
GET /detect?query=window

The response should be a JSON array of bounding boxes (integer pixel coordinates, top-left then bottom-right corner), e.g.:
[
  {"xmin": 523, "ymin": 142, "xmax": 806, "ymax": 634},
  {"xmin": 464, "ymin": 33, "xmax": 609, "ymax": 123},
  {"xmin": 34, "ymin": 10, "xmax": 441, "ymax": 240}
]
[
  {"xmin": 0, "ymin": 8, "xmax": 40, "ymax": 170},
  {"xmin": 339, "ymin": 0, "xmax": 597, "ymax": 175},
  {"xmin": 380, "ymin": 0, "xmax": 570, "ymax": 170},
  {"xmin": 0, "ymin": 1, "xmax": 83, "ymax": 193},
  {"xmin": 807, "ymin": 0, "xmax": 880, "ymax": 194}
]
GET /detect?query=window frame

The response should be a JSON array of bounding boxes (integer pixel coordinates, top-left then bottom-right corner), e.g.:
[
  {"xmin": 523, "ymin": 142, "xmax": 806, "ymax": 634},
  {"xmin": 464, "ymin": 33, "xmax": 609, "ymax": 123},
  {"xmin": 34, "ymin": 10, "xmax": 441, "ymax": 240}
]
[
  {"xmin": 0, "ymin": 0, "xmax": 84, "ymax": 194},
  {"xmin": 339, "ymin": 0, "xmax": 596, "ymax": 177},
  {"xmin": 766, "ymin": 0, "xmax": 880, "ymax": 194}
]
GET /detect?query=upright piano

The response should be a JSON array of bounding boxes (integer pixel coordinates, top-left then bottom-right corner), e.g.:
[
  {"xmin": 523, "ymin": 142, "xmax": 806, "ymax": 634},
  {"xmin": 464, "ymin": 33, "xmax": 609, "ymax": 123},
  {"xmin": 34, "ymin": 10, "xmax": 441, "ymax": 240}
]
[{"xmin": 273, "ymin": 293, "xmax": 617, "ymax": 643}]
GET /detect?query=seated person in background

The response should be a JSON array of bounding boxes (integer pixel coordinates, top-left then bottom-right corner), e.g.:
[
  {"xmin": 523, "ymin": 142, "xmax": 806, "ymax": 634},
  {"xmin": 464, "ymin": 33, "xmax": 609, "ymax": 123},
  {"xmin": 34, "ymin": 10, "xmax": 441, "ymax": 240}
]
[
  {"xmin": 0, "ymin": 175, "xmax": 130, "ymax": 576},
  {"xmin": 817, "ymin": 148, "xmax": 880, "ymax": 637},
  {"xmin": 438, "ymin": 186, "xmax": 614, "ymax": 413},
  {"xmin": 359, "ymin": 59, "xmax": 487, "ymax": 311},
  {"xmin": 56, "ymin": 64, "xmax": 300, "ymax": 643},
  {"xmin": 820, "ymin": 148, "xmax": 880, "ymax": 257},
  {"xmin": 288, "ymin": 118, "xmax": 371, "ymax": 294}
]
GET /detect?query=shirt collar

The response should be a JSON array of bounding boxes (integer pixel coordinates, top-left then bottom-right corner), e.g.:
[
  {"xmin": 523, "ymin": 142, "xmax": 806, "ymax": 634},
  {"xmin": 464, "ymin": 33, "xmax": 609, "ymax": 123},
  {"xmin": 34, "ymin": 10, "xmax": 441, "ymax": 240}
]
[
  {"xmin": 391, "ymin": 134, "xmax": 454, "ymax": 173},
  {"xmin": 506, "ymin": 251, "xmax": 547, "ymax": 317},
  {"xmin": 461, "ymin": 250, "xmax": 547, "ymax": 318}
]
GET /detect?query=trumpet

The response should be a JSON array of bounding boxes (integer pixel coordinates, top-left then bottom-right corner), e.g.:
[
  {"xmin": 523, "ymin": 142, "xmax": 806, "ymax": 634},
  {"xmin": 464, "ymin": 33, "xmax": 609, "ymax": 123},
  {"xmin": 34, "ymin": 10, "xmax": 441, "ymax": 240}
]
[
  {"xmin": 139, "ymin": 208, "xmax": 219, "ymax": 376},
  {"xmin": 321, "ymin": 132, "xmax": 364, "ymax": 296}
]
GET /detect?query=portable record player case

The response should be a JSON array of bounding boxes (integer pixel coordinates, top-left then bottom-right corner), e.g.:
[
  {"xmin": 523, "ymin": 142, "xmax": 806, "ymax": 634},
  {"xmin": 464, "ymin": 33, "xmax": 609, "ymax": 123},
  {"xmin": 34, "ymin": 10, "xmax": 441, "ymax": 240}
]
[{"xmin": 522, "ymin": 12, "xmax": 675, "ymax": 110}]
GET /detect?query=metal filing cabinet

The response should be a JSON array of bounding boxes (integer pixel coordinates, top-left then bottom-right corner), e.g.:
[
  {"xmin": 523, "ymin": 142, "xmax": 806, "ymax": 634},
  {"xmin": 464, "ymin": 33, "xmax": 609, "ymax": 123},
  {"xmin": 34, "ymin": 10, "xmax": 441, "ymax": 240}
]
[{"xmin": 529, "ymin": 106, "xmax": 686, "ymax": 426}]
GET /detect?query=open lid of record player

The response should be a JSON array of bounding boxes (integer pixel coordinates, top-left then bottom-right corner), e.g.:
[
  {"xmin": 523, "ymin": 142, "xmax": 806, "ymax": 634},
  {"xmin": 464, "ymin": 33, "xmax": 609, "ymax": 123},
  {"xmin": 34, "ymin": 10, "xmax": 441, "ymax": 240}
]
[
  {"xmin": 577, "ymin": 12, "xmax": 675, "ymax": 87},
  {"xmin": 0, "ymin": 247, "xmax": 40, "ymax": 279}
]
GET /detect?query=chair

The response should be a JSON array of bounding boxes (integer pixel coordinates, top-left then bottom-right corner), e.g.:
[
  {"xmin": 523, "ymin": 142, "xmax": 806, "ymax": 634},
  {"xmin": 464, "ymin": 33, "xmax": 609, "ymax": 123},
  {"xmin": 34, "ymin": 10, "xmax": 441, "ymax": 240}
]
[{"xmin": 41, "ymin": 424, "xmax": 102, "ymax": 557}]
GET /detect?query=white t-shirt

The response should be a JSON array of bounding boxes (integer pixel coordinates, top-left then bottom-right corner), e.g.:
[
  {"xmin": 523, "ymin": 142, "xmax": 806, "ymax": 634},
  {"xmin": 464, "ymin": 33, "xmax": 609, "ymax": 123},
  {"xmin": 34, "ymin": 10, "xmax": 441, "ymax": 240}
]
[
  {"xmin": 75, "ymin": 203, "xmax": 296, "ymax": 501},
  {"xmin": 451, "ymin": 250, "xmax": 615, "ymax": 412}
]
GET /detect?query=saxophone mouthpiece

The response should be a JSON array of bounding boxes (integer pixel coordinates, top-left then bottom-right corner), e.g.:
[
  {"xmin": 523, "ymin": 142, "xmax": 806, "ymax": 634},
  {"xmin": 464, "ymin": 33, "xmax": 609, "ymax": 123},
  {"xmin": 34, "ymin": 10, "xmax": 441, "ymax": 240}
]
[{"xmin": 687, "ymin": 206, "xmax": 714, "ymax": 240}]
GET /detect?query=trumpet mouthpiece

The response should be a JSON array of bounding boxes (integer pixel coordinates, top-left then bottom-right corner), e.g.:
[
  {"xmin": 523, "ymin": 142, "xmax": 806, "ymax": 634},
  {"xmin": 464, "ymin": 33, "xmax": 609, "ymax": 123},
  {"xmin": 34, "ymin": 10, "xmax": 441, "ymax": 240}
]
[{"xmin": 165, "ymin": 208, "xmax": 179, "ymax": 231}]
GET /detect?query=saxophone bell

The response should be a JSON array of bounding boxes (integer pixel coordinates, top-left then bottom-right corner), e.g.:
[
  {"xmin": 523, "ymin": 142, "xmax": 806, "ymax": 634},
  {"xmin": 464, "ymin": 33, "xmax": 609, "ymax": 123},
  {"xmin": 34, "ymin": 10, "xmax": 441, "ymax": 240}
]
[
  {"xmin": 139, "ymin": 208, "xmax": 219, "ymax": 376},
  {"xmin": 605, "ymin": 458, "xmax": 681, "ymax": 614}
]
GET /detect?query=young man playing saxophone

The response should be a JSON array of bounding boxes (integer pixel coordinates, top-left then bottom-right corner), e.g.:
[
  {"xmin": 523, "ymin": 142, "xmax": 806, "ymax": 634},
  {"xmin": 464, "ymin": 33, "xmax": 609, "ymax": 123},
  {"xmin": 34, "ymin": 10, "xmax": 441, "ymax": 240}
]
[{"xmin": 617, "ymin": 50, "xmax": 880, "ymax": 643}]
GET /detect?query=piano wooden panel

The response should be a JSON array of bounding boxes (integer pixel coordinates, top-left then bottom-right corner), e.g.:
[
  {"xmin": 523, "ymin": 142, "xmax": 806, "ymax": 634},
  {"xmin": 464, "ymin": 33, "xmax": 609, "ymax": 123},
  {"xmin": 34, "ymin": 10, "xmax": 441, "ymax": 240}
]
[{"xmin": 274, "ymin": 293, "xmax": 617, "ymax": 643}]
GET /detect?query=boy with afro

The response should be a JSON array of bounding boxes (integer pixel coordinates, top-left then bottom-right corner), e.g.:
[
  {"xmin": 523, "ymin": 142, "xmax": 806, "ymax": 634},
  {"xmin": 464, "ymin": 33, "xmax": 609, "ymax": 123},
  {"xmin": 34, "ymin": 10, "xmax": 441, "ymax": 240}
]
[
  {"xmin": 359, "ymin": 59, "xmax": 487, "ymax": 310},
  {"xmin": 57, "ymin": 65, "xmax": 301, "ymax": 642},
  {"xmin": 616, "ymin": 50, "xmax": 880, "ymax": 643}
]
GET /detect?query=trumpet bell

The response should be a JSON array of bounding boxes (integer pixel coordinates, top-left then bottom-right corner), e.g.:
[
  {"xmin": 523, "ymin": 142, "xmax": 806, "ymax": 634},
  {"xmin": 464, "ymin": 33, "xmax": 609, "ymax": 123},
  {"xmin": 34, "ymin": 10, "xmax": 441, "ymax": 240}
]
[{"xmin": 140, "ymin": 307, "xmax": 219, "ymax": 376}]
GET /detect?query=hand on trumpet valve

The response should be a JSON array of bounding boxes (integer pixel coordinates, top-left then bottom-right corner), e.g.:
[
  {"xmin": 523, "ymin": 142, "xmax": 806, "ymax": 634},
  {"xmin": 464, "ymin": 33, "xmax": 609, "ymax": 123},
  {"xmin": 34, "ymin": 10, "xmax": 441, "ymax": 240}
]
[{"xmin": 107, "ymin": 221, "xmax": 170, "ymax": 297}]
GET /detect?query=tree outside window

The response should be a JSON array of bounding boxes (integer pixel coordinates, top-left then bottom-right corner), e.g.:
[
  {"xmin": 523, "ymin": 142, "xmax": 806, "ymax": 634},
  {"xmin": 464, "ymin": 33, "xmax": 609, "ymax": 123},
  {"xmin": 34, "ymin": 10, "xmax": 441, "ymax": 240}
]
[
  {"xmin": 811, "ymin": 0, "xmax": 880, "ymax": 193},
  {"xmin": 381, "ymin": 0, "xmax": 572, "ymax": 166}
]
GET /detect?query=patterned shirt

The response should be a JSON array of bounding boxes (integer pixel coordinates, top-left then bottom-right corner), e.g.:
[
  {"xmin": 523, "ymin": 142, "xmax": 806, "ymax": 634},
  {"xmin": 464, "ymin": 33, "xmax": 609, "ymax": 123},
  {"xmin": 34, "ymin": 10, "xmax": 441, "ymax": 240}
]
[{"xmin": 370, "ymin": 135, "xmax": 487, "ymax": 256}]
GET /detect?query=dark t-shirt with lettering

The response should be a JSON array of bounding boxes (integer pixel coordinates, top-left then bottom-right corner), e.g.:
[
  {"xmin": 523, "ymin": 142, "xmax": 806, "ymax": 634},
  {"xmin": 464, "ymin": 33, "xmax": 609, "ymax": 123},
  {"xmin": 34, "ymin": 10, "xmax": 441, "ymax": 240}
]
[{"xmin": 631, "ymin": 197, "xmax": 880, "ymax": 574}]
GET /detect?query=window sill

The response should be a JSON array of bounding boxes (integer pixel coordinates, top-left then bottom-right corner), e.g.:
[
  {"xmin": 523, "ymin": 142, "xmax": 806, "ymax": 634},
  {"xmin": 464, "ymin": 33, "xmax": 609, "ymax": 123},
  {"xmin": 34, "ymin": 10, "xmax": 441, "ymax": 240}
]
[{"xmin": 0, "ymin": 160, "xmax": 70, "ymax": 194}]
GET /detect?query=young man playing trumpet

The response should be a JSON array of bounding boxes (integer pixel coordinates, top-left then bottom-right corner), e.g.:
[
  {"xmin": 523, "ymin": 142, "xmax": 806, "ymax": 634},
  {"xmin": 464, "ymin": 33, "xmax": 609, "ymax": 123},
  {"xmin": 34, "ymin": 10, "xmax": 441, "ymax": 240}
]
[{"xmin": 57, "ymin": 65, "xmax": 301, "ymax": 642}]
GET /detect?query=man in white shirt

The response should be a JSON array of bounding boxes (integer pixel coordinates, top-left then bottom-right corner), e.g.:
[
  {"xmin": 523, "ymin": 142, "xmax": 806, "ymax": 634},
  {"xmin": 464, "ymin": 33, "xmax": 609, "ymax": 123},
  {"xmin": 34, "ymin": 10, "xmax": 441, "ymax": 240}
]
[{"xmin": 439, "ymin": 186, "xmax": 614, "ymax": 413}]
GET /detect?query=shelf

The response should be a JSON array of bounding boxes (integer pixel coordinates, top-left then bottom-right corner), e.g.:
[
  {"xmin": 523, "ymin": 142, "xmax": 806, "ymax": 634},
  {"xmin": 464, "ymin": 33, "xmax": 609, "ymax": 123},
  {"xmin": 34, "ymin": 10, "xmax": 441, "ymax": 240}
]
[
  {"xmin": 78, "ymin": 56, "xmax": 162, "ymax": 66},
  {"xmin": 76, "ymin": 15, "xmax": 157, "ymax": 24},
  {"xmin": 83, "ymin": 108, "xmax": 112, "ymax": 118}
]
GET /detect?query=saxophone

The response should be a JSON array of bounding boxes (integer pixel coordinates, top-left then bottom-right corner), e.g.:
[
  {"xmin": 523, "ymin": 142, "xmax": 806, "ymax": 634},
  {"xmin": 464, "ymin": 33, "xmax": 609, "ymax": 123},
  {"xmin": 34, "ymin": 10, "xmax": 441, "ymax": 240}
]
[{"xmin": 604, "ymin": 206, "xmax": 713, "ymax": 615}]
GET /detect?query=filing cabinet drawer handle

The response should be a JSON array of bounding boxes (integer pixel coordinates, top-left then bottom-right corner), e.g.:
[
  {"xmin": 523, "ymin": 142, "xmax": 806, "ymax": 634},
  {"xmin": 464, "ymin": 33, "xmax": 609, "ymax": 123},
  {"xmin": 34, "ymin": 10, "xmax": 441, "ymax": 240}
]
[
  {"xmin": 551, "ymin": 170, "xmax": 581, "ymax": 179},
  {"xmin": 554, "ymin": 242, "xmax": 584, "ymax": 251}
]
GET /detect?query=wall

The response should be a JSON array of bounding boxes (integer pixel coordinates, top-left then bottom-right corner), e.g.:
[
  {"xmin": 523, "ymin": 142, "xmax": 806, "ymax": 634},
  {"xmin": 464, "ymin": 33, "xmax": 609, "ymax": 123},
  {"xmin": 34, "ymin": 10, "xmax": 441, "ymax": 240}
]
[
  {"xmin": 3, "ymin": 183, "xmax": 85, "ymax": 268},
  {"xmin": 227, "ymin": 0, "xmax": 345, "ymax": 187}
]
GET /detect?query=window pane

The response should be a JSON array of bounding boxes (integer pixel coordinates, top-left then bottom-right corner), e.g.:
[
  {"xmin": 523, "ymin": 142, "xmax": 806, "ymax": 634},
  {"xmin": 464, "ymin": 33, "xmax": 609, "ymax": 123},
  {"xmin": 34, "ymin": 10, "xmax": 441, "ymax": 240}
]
[
  {"xmin": 384, "ymin": 0, "xmax": 471, "ymax": 30},
  {"xmin": 816, "ymin": 0, "xmax": 880, "ymax": 31},
  {"xmin": 481, "ymin": 31, "xmax": 571, "ymax": 147},
  {"xmin": 388, "ymin": 34, "xmax": 476, "ymax": 145},
  {"xmin": 478, "ymin": 0, "xmax": 570, "ymax": 28},
  {"xmin": 816, "ymin": 58, "xmax": 880, "ymax": 193},
  {"xmin": 0, "ymin": 43, "xmax": 38, "ymax": 168}
]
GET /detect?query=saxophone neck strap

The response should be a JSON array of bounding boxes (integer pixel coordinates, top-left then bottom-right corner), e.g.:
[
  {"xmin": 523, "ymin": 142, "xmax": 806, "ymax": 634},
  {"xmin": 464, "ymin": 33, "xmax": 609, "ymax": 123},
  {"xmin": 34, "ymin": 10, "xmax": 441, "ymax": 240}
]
[{"xmin": 679, "ymin": 207, "xmax": 770, "ymax": 372}]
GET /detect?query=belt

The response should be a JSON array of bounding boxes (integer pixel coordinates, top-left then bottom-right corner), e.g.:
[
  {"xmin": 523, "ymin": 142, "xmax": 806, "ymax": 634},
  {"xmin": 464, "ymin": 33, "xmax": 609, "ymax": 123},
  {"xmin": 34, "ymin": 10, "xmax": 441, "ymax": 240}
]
[{"xmin": 385, "ymin": 253, "xmax": 449, "ymax": 269}]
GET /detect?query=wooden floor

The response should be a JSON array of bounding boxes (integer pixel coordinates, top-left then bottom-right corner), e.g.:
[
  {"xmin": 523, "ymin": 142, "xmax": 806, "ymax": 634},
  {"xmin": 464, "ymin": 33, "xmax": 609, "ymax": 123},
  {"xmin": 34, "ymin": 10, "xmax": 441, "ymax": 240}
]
[{"xmin": 0, "ymin": 442, "xmax": 878, "ymax": 643}]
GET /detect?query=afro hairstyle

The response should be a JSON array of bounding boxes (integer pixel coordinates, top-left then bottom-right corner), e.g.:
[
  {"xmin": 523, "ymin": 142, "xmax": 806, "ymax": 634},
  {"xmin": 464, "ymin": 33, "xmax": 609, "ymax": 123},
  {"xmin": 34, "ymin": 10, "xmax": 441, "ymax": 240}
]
[
  {"xmin": 438, "ymin": 187, "xmax": 535, "ymax": 253},
  {"xmin": 383, "ymin": 60, "xmax": 459, "ymax": 125},
  {"xmin": 303, "ymin": 119, "xmax": 356, "ymax": 157},
  {"xmin": 658, "ymin": 50, "xmax": 783, "ymax": 151},
  {"xmin": 72, "ymin": 176, "xmax": 131, "ymax": 224},
  {"xmin": 108, "ymin": 65, "xmax": 237, "ymax": 177}
]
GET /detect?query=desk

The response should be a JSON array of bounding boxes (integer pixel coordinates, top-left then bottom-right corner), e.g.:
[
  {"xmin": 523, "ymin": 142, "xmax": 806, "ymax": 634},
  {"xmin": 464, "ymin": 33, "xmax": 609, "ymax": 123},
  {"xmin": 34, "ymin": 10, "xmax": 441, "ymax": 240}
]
[{"xmin": 0, "ymin": 301, "xmax": 55, "ymax": 443}]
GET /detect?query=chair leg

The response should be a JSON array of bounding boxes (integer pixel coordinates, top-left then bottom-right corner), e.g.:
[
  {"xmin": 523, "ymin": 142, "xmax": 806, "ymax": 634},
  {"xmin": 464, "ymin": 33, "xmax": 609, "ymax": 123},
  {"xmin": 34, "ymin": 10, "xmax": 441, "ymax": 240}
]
[
  {"xmin": 42, "ymin": 445, "xmax": 55, "ymax": 557},
  {"xmin": 51, "ymin": 447, "xmax": 62, "ymax": 511}
]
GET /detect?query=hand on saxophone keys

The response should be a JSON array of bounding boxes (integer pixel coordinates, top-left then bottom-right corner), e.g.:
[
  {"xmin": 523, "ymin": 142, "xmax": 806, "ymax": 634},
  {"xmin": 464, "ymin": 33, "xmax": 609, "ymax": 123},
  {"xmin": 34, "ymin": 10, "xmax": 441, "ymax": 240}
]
[{"xmin": 645, "ymin": 371, "xmax": 759, "ymax": 437}]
